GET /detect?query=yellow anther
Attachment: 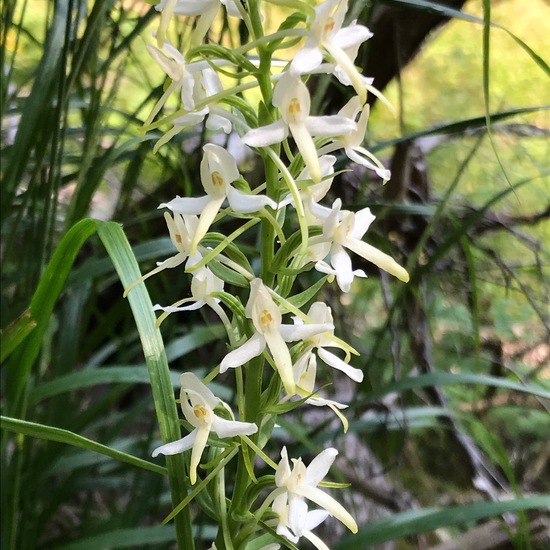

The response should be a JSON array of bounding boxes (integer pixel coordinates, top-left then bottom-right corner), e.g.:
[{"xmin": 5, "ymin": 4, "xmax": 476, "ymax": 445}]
[
  {"xmin": 260, "ymin": 309, "xmax": 273, "ymax": 328},
  {"xmin": 211, "ymin": 171, "xmax": 225, "ymax": 187},
  {"xmin": 175, "ymin": 233, "xmax": 183, "ymax": 244},
  {"xmin": 323, "ymin": 18, "xmax": 335, "ymax": 37},
  {"xmin": 194, "ymin": 405, "xmax": 208, "ymax": 420}
]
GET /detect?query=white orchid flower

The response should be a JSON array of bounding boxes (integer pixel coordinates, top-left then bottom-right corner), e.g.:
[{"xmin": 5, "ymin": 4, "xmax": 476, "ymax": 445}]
[
  {"xmin": 293, "ymin": 351, "xmax": 350, "ymax": 431},
  {"xmin": 318, "ymin": 96, "xmax": 391, "ymax": 182},
  {"xmin": 124, "ymin": 212, "xmax": 200, "ymax": 297},
  {"xmin": 152, "ymin": 266, "xmax": 235, "ymax": 337},
  {"xmin": 155, "ymin": 0, "xmax": 242, "ymax": 47},
  {"xmin": 160, "ymin": 144, "xmax": 278, "ymax": 255},
  {"xmin": 152, "ymin": 67, "xmax": 234, "ymax": 152},
  {"xmin": 146, "ymin": 39, "xmax": 199, "ymax": 127},
  {"xmin": 271, "ymin": 446, "xmax": 358, "ymax": 535},
  {"xmin": 152, "ymin": 372, "xmax": 257, "ymax": 484},
  {"xmin": 272, "ymin": 492, "xmax": 331, "ymax": 550},
  {"xmin": 290, "ymin": 0, "xmax": 373, "ymax": 104},
  {"xmin": 293, "ymin": 302, "xmax": 363, "ymax": 382},
  {"xmin": 220, "ymin": 279, "xmax": 333, "ymax": 396},
  {"xmin": 311, "ymin": 199, "xmax": 409, "ymax": 292},
  {"xmin": 241, "ymin": 72, "xmax": 356, "ymax": 183}
]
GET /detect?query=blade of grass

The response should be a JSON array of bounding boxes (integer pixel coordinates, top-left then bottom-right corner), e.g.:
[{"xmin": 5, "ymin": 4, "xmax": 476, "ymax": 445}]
[
  {"xmin": 0, "ymin": 416, "xmax": 167, "ymax": 476},
  {"xmin": 96, "ymin": 220, "xmax": 195, "ymax": 550}
]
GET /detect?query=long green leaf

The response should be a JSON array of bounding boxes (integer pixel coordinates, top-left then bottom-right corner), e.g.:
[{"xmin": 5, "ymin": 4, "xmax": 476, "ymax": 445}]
[
  {"xmin": 335, "ymin": 496, "xmax": 550, "ymax": 548},
  {"xmin": 0, "ymin": 310, "xmax": 36, "ymax": 363},
  {"xmin": 95, "ymin": 220, "xmax": 195, "ymax": 550},
  {"xmin": 29, "ymin": 366, "xmax": 182, "ymax": 404},
  {"xmin": 0, "ymin": 416, "xmax": 167, "ymax": 476}
]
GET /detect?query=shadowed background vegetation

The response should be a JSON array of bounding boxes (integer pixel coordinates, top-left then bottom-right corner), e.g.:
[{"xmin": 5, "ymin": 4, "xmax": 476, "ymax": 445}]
[{"xmin": 1, "ymin": 0, "xmax": 549, "ymax": 549}]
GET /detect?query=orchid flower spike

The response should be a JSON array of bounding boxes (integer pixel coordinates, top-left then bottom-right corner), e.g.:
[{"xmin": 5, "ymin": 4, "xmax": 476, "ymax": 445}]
[
  {"xmin": 152, "ymin": 373, "xmax": 257, "ymax": 484},
  {"xmin": 271, "ymin": 446, "xmax": 358, "ymax": 535},
  {"xmin": 160, "ymin": 144, "xmax": 278, "ymax": 255},
  {"xmin": 318, "ymin": 96, "xmax": 391, "ymax": 182},
  {"xmin": 291, "ymin": 0, "xmax": 373, "ymax": 104},
  {"xmin": 220, "ymin": 279, "xmax": 333, "ymax": 396},
  {"xmin": 241, "ymin": 72, "xmax": 356, "ymax": 183},
  {"xmin": 123, "ymin": 212, "xmax": 200, "ymax": 297},
  {"xmin": 313, "ymin": 199, "xmax": 409, "ymax": 292}
]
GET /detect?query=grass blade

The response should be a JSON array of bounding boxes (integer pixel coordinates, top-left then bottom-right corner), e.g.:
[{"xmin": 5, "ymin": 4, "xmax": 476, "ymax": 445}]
[{"xmin": 0, "ymin": 416, "xmax": 167, "ymax": 476}]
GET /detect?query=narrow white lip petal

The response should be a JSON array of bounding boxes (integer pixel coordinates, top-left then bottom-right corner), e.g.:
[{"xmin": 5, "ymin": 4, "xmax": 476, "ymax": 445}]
[
  {"xmin": 264, "ymin": 329, "xmax": 296, "ymax": 395},
  {"xmin": 220, "ymin": 332, "xmax": 266, "ymax": 372},
  {"xmin": 160, "ymin": 195, "xmax": 211, "ymax": 215},
  {"xmin": 190, "ymin": 195, "xmax": 226, "ymax": 254},
  {"xmin": 289, "ymin": 121, "xmax": 321, "ymax": 183},
  {"xmin": 211, "ymin": 416, "xmax": 258, "ymax": 438},
  {"xmin": 304, "ymin": 115, "xmax": 356, "ymax": 137},
  {"xmin": 305, "ymin": 447, "xmax": 338, "ymax": 486},
  {"xmin": 345, "ymin": 237, "xmax": 410, "ymax": 282},
  {"xmin": 152, "ymin": 429, "xmax": 197, "ymax": 457},
  {"xmin": 241, "ymin": 119, "xmax": 288, "ymax": 147},
  {"xmin": 303, "ymin": 529, "xmax": 332, "ymax": 550},
  {"xmin": 317, "ymin": 348, "xmax": 364, "ymax": 382},
  {"xmin": 298, "ymin": 485, "xmax": 358, "ymax": 533},
  {"xmin": 226, "ymin": 186, "xmax": 278, "ymax": 213},
  {"xmin": 189, "ymin": 425, "xmax": 210, "ymax": 484}
]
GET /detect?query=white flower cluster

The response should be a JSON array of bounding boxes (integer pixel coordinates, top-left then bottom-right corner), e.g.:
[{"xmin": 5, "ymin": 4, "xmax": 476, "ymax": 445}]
[{"xmin": 127, "ymin": 1, "xmax": 410, "ymax": 548}]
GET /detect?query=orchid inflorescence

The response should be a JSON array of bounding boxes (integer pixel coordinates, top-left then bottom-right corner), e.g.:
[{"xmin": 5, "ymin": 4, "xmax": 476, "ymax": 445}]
[{"xmin": 126, "ymin": 1, "xmax": 409, "ymax": 548}]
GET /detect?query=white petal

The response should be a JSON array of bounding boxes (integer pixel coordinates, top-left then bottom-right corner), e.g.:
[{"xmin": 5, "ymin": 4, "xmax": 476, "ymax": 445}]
[
  {"xmin": 333, "ymin": 24, "xmax": 373, "ymax": 50},
  {"xmin": 330, "ymin": 244, "xmax": 354, "ymax": 293},
  {"xmin": 291, "ymin": 43, "xmax": 324, "ymax": 74},
  {"xmin": 305, "ymin": 448, "xmax": 337, "ymax": 487},
  {"xmin": 287, "ymin": 495, "xmax": 309, "ymax": 537},
  {"xmin": 211, "ymin": 416, "xmax": 258, "ymax": 438},
  {"xmin": 180, "ymin": 372, "xmax": 219, "ymax": 409},
  {"xmin": 152, "ymin": 430, "xmax": 197, "ymax": 457},
  {"xmin": 304, "ymin": 115, "xmax": 356, "ymax": 138},
  {"xmin": 302, "ymin": 529, "xmax": 331, "ymax": 550},
  {"xmin": 241, "ymin": 119, "xmax": 289, "ymax": 148},
  {"xmin": 226, "ymin": 186, "xmax": 278, "ymax": 213},
  {"xmin": 317, "ymin": 348, "xmax": 364, "ymax": 382},
  {"xmin": 350, "ymin": 207, "xmax": 376, "ymax": 240},
  {"xmin": 220, "ymin": 332, "xmax": 266, "ymax": 372},
  {"xmin": 275, "ymin": 446, "xmax": 291, "ymax": 486},
  {"xmin": 160, "ymin": 195, "xmax": 211, "ymax": 215},
  {"xmin": 304, "ymin": 509, "xmax": 331, "ymax": 531},
  {"xmin": 279, "ymin": 323, "xmax": 334, "ymax": 343}
]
